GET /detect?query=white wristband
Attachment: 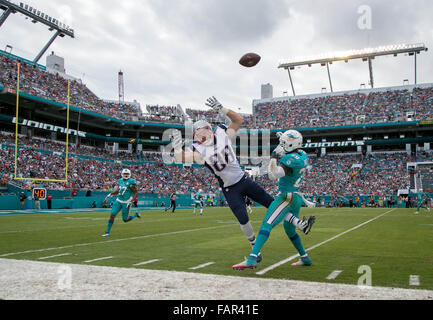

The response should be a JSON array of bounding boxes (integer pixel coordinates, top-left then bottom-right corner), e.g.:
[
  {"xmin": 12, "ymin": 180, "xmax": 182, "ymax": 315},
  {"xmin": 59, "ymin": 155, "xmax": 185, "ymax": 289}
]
[{"xmin": 220, "ymin": 107, "xmax": 229, "ymax": 115}]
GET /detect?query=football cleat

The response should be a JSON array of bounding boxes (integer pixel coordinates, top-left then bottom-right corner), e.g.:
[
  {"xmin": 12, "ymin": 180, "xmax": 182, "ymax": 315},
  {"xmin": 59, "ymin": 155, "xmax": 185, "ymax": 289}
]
[
  {"xmin": 256, "ymin": 252, "xmax": 262, "ymax": 263},
  {"xmin": 102, "ymin": 233, "xmax": 110, "ymax": 237},
  {"xmin": 136, "ymin": 211, "xmax": 141, "ymax": 218},
  {"xmin": 291, "ymin": 255, "xmax": 312, "ymax": 266},
  {"xmin": 232, "ymin": 259, "xmax": 258, "ymax": 271},
  {"xmin": 299, "ymin": 216, "xmax": 316, "ymax": 235}
]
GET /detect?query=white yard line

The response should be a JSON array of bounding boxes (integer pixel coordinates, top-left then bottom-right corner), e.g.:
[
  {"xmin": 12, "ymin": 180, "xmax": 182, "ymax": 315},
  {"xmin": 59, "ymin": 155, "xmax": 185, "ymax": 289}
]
[
  {"xmin": 256, "ymin": 208, "xmax": 396, "ymax": 275},
  {"xmin": 326, "ymin": 270, "xmax": 343, "ymax": 280},
  {"xmin": 409, "ymin": 275, "xmax": 420, "ymax": 286},
  {"xmin": 38, "ymin": 253, "xmax": 71, "ymax": 260},
  {"xmin": 133, "ymin": 259, "xmax": 161, "ymax": 266},
  {"xmin": 84, "ymin": 256, "xmax": 113, "ymax": 263},
  {"xmin": 0, "ymin": 225, "xmax": 229, "ymax": 258},
  {"xmin": 189, "ymin": 262, "xmax": 215, "ymax": 270}
]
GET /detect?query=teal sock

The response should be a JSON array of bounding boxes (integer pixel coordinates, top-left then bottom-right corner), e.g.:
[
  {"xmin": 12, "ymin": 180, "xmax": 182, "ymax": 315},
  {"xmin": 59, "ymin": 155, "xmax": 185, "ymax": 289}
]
[
  {"xmin": 124, "ymin": 214, "xmax": 137, "ymax": 222},
  {"xmin": 289, "ymin": 233, "xmax": 306, "ymax": 256},
  {"xmin": 106, "ymin": 220, "xmax": 114, "ymax": 234},
  {"xmin": 284, "ymin": 221, "xmax": 307, "ymax": 256},
  {"xmin": 249, "ymin": 229, "xmax": 270, "ymax": 259}
]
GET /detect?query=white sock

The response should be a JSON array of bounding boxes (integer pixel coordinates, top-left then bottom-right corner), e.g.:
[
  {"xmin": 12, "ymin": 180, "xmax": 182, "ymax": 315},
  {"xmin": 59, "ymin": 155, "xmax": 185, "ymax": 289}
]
[
  {"xmin": 285, "ymin": 213, "xmax": 302, "ymax": 228},
  {"xmin": 240, "ymin": 221, "xmax": 255, "ymax": 245}
]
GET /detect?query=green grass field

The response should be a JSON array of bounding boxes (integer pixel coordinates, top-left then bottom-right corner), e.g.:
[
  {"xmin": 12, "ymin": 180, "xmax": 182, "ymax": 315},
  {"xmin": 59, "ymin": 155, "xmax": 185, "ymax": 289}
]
[{"xmin": 1, "ymin": 206, "xmax": 432, "ymax": 290}]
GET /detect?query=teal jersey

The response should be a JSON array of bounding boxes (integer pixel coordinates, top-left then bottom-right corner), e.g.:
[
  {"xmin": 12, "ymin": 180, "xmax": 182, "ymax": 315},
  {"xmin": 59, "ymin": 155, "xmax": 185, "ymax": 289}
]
[
  {"xmin": 117, "ymin": 178, "xmax": 137, "ymax": 202},
  {"xmin": 417, "ymin": 193, "xmax": 426, "ymax": 204},
  {"xmin": 194, "ymin": 192, "xmax": 203, "ymax": 201},
  {"xmin": 278, "ymin": 150, "xmax": 309, "ymax": 193}
]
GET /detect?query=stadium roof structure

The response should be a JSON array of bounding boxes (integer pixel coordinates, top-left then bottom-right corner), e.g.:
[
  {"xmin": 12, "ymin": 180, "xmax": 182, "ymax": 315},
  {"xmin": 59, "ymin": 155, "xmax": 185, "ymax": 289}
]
[
  {"xmin": 278, "ymin": 43, "xmax": 428, "ymax": 96},
  {"xmin": 0, "ymin": 0, "xmax": 74, "ymax": 63}
]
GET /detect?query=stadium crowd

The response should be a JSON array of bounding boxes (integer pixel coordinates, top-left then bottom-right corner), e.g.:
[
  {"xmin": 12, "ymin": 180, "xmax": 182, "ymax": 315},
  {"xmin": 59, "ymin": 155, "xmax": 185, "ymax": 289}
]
[
  {"xmin": 0, "ymin": 134, "xmax": 220, "ymax": 195},
  {"xmin": 0, "ymin": 55, "xmax": 140, "ymax": 121},
  {"xmin": 250, "ymin": 87, "xmax": 433, "ymax": 129},
  {"xmin": 2, "ymin": 54, "xmax": 433, "ymax": 129},
  {"xmin": 2, "ymin": 128, "xmax": 430, "ymax": 199}
]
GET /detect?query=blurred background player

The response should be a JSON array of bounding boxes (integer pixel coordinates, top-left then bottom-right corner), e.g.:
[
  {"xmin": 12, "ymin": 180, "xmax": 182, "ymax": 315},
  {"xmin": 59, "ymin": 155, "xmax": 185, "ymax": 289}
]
[
  {"xmin": 102, "ymin": 168, "xmax": 140, "ymax": 236},
  {"xmin": 415, "ymin": 192, "xmax": 430, "ymax": 214},
  {"xmin": 193, "ymin": 189, "xmax": 204, "ymax": 215},
  {"xmin": 173, "ymin": 97, "xmax": 308, "ymax": 263},
  {"xmin": 165, "ymin": 190, "xmax": 177, "ymax": 213},
  {"xmin": 233, "ymin": 130, "xmax": 316, "ymax": 270},
  {"xmin": 19, "ymin": 192, "xmax": 26, "ymax": 210}
]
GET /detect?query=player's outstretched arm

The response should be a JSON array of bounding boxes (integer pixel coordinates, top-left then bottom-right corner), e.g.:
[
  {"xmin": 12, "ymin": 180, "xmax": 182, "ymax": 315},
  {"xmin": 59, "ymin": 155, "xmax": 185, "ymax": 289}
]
[
  {"xmin": 205, "ymin": 96, "xmax": 243, "ymax": 138},
  {"xmin": 106, "ymin": 187, "xmax": 119, "ymax": 199},
  {"xmin": 171, "ymin": 131, "xmax": 204, "ymax": 164},
  {"xmin": 131, "ymin": 184, "xmax": 138, "ymax": 202},
  {"xmin": 225, "ymin": 109, "xmax": 244, "ymax": 137}
]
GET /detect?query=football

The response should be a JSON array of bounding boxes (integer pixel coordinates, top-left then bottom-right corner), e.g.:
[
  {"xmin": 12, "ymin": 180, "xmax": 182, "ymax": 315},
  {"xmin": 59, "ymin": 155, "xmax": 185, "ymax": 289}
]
[{"xmin": 238, "ymin": 52, "xmax": 261, "ymax": 67}]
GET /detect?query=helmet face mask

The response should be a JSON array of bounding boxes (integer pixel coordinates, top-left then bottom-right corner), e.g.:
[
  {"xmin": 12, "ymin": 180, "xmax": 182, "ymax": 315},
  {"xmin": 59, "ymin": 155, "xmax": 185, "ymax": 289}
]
[
  {"xmin": 193, "ymin": 120, "xmax": 213, "ymax": 145},
  {"xmin": 121, "ymin": 169, "xmax": 131, "ymax": 180}
]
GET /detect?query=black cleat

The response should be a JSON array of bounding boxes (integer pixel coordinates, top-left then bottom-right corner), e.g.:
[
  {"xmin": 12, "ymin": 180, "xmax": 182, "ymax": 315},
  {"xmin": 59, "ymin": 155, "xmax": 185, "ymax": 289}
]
[{"xmin": 300, "ymin": 216, "xmax": 316, "ymax": 235}]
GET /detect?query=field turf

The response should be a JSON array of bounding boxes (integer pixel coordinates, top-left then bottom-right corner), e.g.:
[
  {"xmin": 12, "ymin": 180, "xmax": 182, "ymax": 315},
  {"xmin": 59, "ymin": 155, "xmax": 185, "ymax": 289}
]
[{"xmin": 0, "ymin": 206, "xmax": 432, "ymax": 290}]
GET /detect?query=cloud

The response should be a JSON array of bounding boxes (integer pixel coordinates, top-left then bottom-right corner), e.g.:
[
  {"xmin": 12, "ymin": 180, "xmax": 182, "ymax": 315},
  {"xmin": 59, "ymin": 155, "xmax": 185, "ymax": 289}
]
[
  {"xmin": 147, "ymin": 0, "xmax": 292, "ymax": 48},
  {"xmin": 0, "ymin": 0, "xmax": 432, "ymax": 114}
]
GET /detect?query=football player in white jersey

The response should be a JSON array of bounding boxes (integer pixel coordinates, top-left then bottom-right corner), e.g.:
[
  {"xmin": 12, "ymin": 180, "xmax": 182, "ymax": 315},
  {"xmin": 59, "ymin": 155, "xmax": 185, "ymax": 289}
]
[{"xmin": 172, "ymin": 96, "xmax": 312, "ymax": 263}]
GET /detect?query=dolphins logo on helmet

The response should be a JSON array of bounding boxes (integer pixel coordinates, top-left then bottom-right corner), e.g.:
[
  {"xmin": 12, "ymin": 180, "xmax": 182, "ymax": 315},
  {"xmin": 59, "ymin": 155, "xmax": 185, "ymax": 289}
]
[{"xmin": 273, "ymin": 130, "xmax": 303, "ymax": 156}]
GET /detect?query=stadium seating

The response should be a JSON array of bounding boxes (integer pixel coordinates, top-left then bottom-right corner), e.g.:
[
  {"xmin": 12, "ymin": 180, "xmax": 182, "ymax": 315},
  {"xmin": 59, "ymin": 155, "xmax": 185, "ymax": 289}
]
[
  {"xmin": 252, "ymin": 87, "xmax": 433, "ymax": 129},
  {"xmin": 2, "ymin": 130, "xmax": 430, "ymax": 199},
  {"xmin": 2, "ymin": 54, "xmax": 432, "ymax": 128},
  {"xmin": 0, "ymin": 56, "xmax": 141, "ymax": 122}
]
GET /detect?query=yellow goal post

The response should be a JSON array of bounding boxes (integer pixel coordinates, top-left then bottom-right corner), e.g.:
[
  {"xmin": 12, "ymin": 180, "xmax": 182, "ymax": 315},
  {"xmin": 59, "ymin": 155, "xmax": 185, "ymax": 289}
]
[{"xmin": 13, "ymin": 61, "xmax": 71, "ymax": 184}]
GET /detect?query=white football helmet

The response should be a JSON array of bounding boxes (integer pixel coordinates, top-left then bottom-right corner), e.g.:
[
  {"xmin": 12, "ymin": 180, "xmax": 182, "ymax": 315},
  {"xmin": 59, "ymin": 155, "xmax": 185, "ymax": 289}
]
[
  {"xmin": 121, "ymin": 168, "xmax": 131, "ymax": 180},
  {"xmin": 273, "ymin": 130, "xmax": 303, "ymax": 156}
]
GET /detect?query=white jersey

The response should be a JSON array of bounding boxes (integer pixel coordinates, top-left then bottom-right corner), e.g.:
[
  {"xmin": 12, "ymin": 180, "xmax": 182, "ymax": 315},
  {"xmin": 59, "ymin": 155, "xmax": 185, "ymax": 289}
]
[{"xmin": 191, "ymin": 125, "xmax": 244, "ymax": 188}]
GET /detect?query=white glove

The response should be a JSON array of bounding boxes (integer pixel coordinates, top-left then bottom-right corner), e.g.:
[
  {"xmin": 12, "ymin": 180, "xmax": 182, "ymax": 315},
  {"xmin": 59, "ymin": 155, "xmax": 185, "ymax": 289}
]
[
  {"xmin": 171, "ymin": 131, "xmax": 183, "ymax": 152},
  {"xmin": 205, "ymin": 96, "xmax": 229, "ymax": 115},
  {"xmin": 268, "ymin": 158, "xmax": 285, "ymax": 180},
  {"xmin": 268, "ymin": 158, "xmax": 277, "ymax": 180},
  {"xmin": 205, "ymin": 96, "xmax": 223, "ymax": 112},
  {"xmin": 104, "ymin": 194, "xmax": 111, "ymax": 201},
  {"xmin": 126, "ymin": 198, "xmax": 134, "ymax": 209}
]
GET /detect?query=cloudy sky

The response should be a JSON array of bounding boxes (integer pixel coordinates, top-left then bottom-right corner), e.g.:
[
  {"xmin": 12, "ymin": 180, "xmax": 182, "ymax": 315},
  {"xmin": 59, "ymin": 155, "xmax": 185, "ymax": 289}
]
[{"xmin": 0, "ymin": 0, "xmax": 432, "ymax": 114}]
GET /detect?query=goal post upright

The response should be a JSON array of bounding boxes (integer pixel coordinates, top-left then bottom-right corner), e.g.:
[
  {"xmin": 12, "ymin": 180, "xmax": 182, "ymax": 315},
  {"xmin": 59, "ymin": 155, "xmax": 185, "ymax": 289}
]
[{"xmin": 13, "ymin": 61, "xmax": 71, "ymax": 184}]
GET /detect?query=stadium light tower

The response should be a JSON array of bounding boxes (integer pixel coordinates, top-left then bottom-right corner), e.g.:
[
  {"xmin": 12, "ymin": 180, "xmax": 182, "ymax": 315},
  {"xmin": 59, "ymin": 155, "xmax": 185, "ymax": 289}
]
[
  {"xmin": 118, "ymin": 70, "xmax": 124, "ymax": 103},
  {"xmin": 0, "ymin": 0, "xmax": 75, "ymax": 63},
  {"xmin": 278, "ymin": 43, "xmax": 428, "ymax": 95}
]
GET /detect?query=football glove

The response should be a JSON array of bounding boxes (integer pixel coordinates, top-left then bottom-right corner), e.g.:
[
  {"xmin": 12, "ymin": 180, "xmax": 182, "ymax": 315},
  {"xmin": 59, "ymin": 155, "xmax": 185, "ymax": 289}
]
[
  {"xmin": 268, "ymin": 158, "xmax": 285, "ymax": 180},
  {"xmin": 171, "ymin": 131, "xmax": 183, "ymax": 152},
  {"xmin": 126, "ymin": 198, "xmax": 134, "ymax": 209},
  {"xmin": 205, "ymin": 96, "xmax": 224, "ymax": 112}
]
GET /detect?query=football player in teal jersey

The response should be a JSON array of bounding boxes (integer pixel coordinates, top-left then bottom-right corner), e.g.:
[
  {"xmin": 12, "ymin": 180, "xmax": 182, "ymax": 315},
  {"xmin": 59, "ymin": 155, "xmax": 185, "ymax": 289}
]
[
  {"xmin": 233, "ymin": 130, "xmax": 316, "ymax": 270},
  {"xmin": 193, "ymin": 189, "xmax": 204, "ymax": 215},
  {"xmin": 415, "ymin": 192, "xmax": 430, "ymax": 215},
  {"xmin": 102, "ymin": 169, "xmax": 140, "ymax": 237}
]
